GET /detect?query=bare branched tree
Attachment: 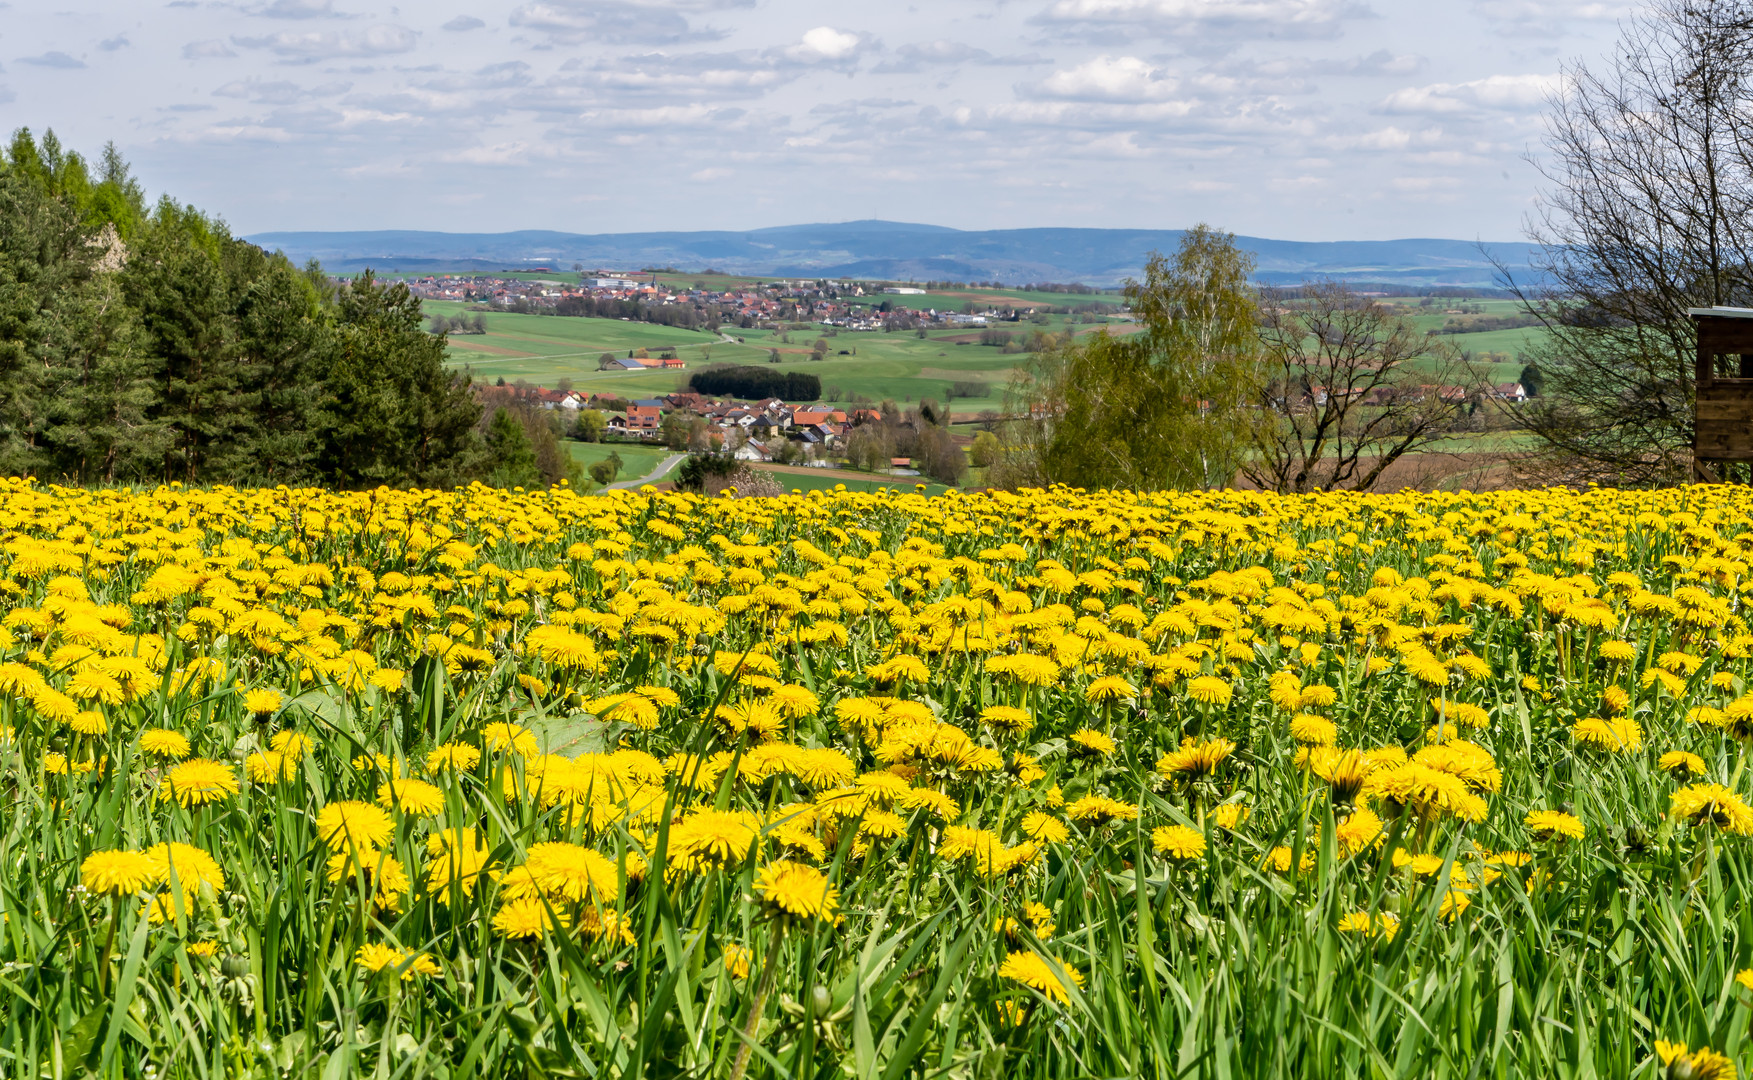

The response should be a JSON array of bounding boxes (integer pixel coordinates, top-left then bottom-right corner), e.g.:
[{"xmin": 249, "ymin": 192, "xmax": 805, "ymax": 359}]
[
  {"xmin": 1515, "ymin": 0, "xmax": 1753, "ymax": 484},
  {"xmin": 1242, "ymin": 283, "xmax": 1477, "ymax": 493}
]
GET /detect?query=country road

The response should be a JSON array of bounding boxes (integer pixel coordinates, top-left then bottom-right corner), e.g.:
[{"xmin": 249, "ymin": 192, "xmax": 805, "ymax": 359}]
[{"xmin": 602, "ymin": 453, "xmax": 685, "ymax": 490}]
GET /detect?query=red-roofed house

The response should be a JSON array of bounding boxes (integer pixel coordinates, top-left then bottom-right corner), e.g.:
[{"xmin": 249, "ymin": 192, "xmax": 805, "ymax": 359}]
[{"xmin": 626, "ymin": 402, "xmax": 663, "ymax": 435}]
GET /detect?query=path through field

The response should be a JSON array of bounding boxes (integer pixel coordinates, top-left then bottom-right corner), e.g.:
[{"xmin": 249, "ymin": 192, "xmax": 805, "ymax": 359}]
[{"xmin": 602, "ymin": 452, "xmax": 685, "ymax": 490}]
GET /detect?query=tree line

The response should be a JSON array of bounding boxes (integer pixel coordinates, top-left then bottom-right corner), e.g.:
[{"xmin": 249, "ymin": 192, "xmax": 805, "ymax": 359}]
[
  {"xmin": 429, "ymin": 312, "xmax": 487, "ymax": 335},
  {"xmin": 688, "ymin": 366, "xmax": 821, "ymax": 401},
  {"xmin": 0, "ymin": 128, "xmax": 513, "ymax": 489}
]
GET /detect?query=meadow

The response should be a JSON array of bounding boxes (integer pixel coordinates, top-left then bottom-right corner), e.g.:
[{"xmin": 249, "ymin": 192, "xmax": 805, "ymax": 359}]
[
  {"xmin": 1378, "ymin": 297, "xmax": 1546, "ymax": 385},
  {"xmin": 5, "ymin": 477, "xmax": 1753, "ymax": 1077},
  {"xmin": 566, "ymin": 442, "xmax": 676, "ymax": 486},
  {"xmin": 428, "ymin": 293, "xmax": 1541, "ymax": 414},
  {"xmin": 426, "ymin": 301, "xmax": 1124, "ymax": 409}
]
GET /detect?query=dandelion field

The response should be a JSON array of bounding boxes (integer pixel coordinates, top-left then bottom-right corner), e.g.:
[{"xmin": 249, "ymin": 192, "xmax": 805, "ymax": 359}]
[{"xmin": 8, "ymin": 479, "xmax": 1753, "ymax": 1078}]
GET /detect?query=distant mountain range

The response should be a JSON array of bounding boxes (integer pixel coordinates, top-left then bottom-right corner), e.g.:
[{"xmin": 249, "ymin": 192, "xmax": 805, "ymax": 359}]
[{"xmin": 244, "ymin": 220, "xmax": 1547, "ymax": 289}]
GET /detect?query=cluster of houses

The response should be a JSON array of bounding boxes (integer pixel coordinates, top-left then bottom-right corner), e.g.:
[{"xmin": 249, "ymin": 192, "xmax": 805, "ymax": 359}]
[
  {"xmin": 399, "ymin": 272, "xmax": 861, "ymax": 326},
  {"xmin": 396, "ymin": 272, "xmax": 1032, "ymax": 333},
  {"xmin": 518, "ymin": 387, "xmax": 878, "ymax": 458}
]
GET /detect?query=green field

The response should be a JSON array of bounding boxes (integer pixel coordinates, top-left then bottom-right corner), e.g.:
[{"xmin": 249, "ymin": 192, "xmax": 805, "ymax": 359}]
[
  {"xmin": 428, "ymin": 301, "xmax": 1130, "ymax": 407},
  {"xmin": 566, "ymin": 441, "xmax": 674, "ymax": 484},
  {"xmin": 1378, "ymin": 297, "xmax": 1546, "ymax": 383},
  {"xmin": 428, "ymin": 292, "xmax": 1547, "ymax": 413}
]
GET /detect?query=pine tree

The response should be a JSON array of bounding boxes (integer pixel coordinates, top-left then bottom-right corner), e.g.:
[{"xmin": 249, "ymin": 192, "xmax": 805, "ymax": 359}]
[
  {"xmin": 0, "ymin": 129, "xmax": 488, "ymax": 489},
  {"xmin": 319, "ymin": 271, "xmax": 481, "ymax": 487}
]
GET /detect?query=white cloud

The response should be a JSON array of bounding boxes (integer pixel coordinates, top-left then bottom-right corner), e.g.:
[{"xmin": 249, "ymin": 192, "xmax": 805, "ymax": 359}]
[
  {"xmin": 442, "ymin": 15, "xmax": 486, "ymax": 31},
  {"xmin": 1321, "ymin": 125, "xmax": 1444, "ymax": 151},
  {"xmin": 1381, "ymin": 73, "xmax": 1557, "ymax": 114},
  {"xmin": 1029, "ymin": 55, "xmax": 1177, "ymax": 102},
  {"xmin": 232, "ymin": 24, "xmax": 419, "ymax": 62},
  {"xmin": 99, "ymin": 35, "xmax": 130, "ymax": 51},
  {"xmin": 782, "ymin": 27, "xmax": 866, "ymax": 64},
  {"xmin": 575, "ymin": 102, "xmax": 739, "ymax": 127},
  {"xmin": 564, "ymin": 49, "xmax": 814, "ymax": 99}
]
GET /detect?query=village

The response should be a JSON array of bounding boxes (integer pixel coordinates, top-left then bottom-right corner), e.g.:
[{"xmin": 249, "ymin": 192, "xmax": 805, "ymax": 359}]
[
  {"xmin": 401, "ymin": 271, "xmax": 1017, "ymax": 332},
  {"xmin": 481, "ymin": 381, "xmax": 905, "ymax": 468}
]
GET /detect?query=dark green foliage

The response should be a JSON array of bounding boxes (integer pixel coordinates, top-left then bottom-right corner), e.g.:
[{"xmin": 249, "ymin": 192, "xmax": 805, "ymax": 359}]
[
  {"xmin": 0, "ymin": 127, "xmax": 487, "ymax": 488},
  {"xmin": 484, "ymin": 407, "xmax": 540, "ymax": 489},
  {"xmin": 317, "ymin": 272, "xmax": 481, "ymax": 488},
  {"xmin": 587, "ymin": 457, "xmax": 619, "ymax": 486},
  {"xmin": 675, "ymin": 450, "xmax": 739, "ymax": 491},
  {"xmin": 0, "ymin": 164, "xmax": 153, "ymax": 481},
  {"xmin": 474, "ymin": 388, "xmax": 583, "ymax": 490},
  {"xmin": 1002, "ymin": 225, "xmax": 1263, "ymax": 491},
  {"xmin": 688, "ymin": 365, "xmax": 821, "ymax": 401},
  {"xmin": 1519, "ymin": 362, "xmax": 1544, "ymax": 397}
]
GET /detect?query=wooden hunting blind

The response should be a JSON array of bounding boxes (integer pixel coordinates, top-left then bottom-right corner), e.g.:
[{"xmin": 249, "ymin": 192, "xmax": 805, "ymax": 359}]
[{"xmin": 1691, "ymin": 306, "xmax": 1753, "ymax": 480}]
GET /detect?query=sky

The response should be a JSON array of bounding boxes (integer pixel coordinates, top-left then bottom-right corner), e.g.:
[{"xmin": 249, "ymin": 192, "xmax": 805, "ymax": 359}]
[{"xmin": 0, "ymin": 0, "xmax": 1633, "ymax": 241}]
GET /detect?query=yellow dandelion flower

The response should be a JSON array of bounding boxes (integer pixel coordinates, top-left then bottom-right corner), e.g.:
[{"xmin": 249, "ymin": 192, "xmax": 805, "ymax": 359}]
[
  {"xmin": 1525, "ymin": 809, "xmax": 1584, "ymax": 841},
  {"xmin": 1212, "ymin": 802, "xmax": 1250, "ymax": 830},
  {"xmin": 1185, "ymin": 675, "xmax": 1233, "ymax": 705},
  {"xmin": 1671, "ymin": 783, "xmax": 1753, "ymax": 834},
  {"xmin": 1156, "ymin": 736, "xmax": 1236, "ymax": 781},
  {"xmin": 997, "ymin": 950, "xmax": 1083, "ymax": 1005},
  {"xmin": 1658, "ymin": 750, "xmax": 1707, "ymax": 780},
  {"xmin": 1151, "ymin": 824, "xmax": 1206, "ymax": 861},
  {"xmin": 481, "ymin": 721, "xmax": 540, "ymax": 757},
  {"xmin": 241, "ymin": 688, "xmax": 284, "ymax": 716},
  {"xmin": 1570, "ymin": 715, "xmax": 1642, "ymax": 753},
  {"xmin": 1020, "ymin": 811, "xmax": 1070, "ymax": 844},
  {"xmin": 69, "ymin": 710, "xmax": 108, "ymax": 736},
  {"xmin": 146, "ymin": 842, "xmax": 225, "ymax": 898},
  {"xmin": 139, "ymin": 729, "xmax": 191, "ymax": 761},
  {"xmin": 314, "ymin": 801, "xmax": 395, "ymax": 853},
  {"xmin": 1084, "ymin": 675, "xmax": 1135, "ymax": 702},
  {"xmin": 493, "ymin": 896, "xmax": 565, "ymax": 939},
  {"xmin": 1068, "ymin": 728, "xmax": 1116, "ymax": 758},
  {"xmin": 80, "ymin": 849, "xmax": 158, "ymax": 895},
  {"xmin": 425, "ymin": 742, "xmax": 481, "ymax": 773},
  {"xmin": 668, "ymin": 809, "xmax": 760, "ymax": 870},
  {"xmin": 158, "ymin": 759, "xmax": 240, "ymax": 806},
  {"xmin": 1288, "ymin": 713, "xmax": 1337, "ymax": 746},
  {"xmin": 1064, "ymin": 795, "xmax": 1139, "ymax": 826},
  {"xmin": 979, "ymin": 705, "xmax": 1035, "ymax": 733},
  {"xmin": 377, "ymin": 777, "xmax": 445, "ymax": 815},
  {"xmin": 1337, "ymin": 911, "xmax": 1399, "ymax": 940},
  {"xmin": 754, "ymin": 860, "xmax": 841, "ymax": 923},
  {"xmin": 355, "ymin": 943, "xmax": 440, "ymax": 979},
  {"xmin": 722, "ymin": 942, "xmax": 752, "ymax": 979}
]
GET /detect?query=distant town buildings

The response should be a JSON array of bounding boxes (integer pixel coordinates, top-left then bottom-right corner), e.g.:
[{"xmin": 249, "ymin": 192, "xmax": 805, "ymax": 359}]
[{"xmin": 395, "ymin": 272, "xmax": 1066, "ymax": 336}]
